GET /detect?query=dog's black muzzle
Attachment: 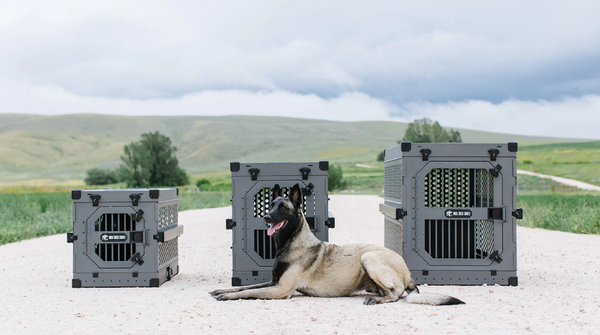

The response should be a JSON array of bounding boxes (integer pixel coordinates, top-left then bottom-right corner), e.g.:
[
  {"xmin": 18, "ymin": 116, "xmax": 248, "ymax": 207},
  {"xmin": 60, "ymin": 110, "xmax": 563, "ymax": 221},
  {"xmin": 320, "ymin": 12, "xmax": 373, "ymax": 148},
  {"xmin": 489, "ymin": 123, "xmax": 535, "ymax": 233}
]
[{"xmin": 264, "ymin": 214, "xmax": 273, "ymax": 228}]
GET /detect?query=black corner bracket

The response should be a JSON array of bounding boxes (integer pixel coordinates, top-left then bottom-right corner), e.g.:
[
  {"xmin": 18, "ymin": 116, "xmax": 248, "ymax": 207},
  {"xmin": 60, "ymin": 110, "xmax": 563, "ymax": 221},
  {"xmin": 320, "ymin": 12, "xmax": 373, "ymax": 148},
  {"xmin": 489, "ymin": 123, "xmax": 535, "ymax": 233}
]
[
  {"xmin": 319, "ymin": 161, "xmax": 329, "ymax": 171},
  {"xmin": 149, "ymin": 189, "xmax": 160, "ymax": 199},
  {"xmin": 508, "ymin": 142, "xmax": 518, "ymax": 152},
  {"xmin": 71, "ymin": 190, "xmax": 82, "ymax": 200},
  {"xmin": 401, "ymin": 142, "xmax": 412, "ymax": 152},
  {"xmin": 230, "ymin": 161, "xmax": 240, "ymax": 172}
]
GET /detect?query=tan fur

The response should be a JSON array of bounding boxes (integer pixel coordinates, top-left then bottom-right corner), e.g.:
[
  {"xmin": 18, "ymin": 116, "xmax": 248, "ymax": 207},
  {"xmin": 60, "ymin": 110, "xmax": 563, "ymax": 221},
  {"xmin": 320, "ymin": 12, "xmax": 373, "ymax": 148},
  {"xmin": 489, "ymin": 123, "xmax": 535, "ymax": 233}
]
[{"xmin": 210, "ymin": 192, "xmax": 463, "ymax": 305}]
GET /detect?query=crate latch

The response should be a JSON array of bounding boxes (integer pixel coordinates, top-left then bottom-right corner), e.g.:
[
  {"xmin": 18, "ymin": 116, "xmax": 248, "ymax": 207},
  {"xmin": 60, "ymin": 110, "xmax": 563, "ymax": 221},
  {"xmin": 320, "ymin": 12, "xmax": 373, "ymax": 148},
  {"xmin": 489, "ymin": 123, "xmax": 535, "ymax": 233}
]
[
  {"xmin": 420, "ymin": 148, "xmax": 432, "ymax": 161},
  {"xmin": 131, "ymin": 252, "xmax": 145, "ymax": 265},
  {"xmin": 301, "ymin": 182, "xmax": 314, "ymax": 196},
  {"xmin": 249, "ymin": 168, "xmax": 260, "ymax": 181},
  {"xmin": 489, "ymin": 164, "xmax": 502, "ymax": 177},
  {"xmin": 130, "ymin": 231, "xmax": 144, "ymax": 243},
  {"xmin": 300, "ymin": 167, "xmax": 311, "ymax": 180},
  {"xmin": 512, "ymin": 208, "xmax": 523, "ymax": 220},
  {"xmin": 489, "ymin": 250, "xmax": 503, "ymax": 263},
  {"xmin": 488, "ymin": 207, "xmax": 504, "ymax": 220},
  {"xmin": 67, "ymin": 232, "xmax": 77, "ymax": 243},
  {"xmin": 488, "ymin": 148, "xmax": 499, "ymax": 161},
  {"xmin": 131, "ymin": 209, "xmax": 144, "ymax": 222},
  {"xmin": 129, "ymin": 193, "xmax": 142, "ymax": 206},
  {"xmin": 89, "ymin": 194, "xmax": 101, "ymax": 207},
  {"xmin": 395, "ymin": 208, "xmax": 407, "ymax": 220},
  {"xmin": 166, "ymin": 266, "xmax": 174, "ymax": 280}
]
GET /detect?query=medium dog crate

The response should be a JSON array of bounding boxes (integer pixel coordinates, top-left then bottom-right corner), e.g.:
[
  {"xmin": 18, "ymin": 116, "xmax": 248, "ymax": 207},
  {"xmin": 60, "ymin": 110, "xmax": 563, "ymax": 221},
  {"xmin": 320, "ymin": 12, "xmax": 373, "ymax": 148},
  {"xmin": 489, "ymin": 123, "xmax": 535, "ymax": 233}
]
[
  {"xmin": 67, "ymin": 188, "xmax": 183, "ymax": 288},
  {"xmin": 380, "ymin": 142, "xmax": 522, "ymax": 286},
  {"xmin": 227, "ymin": 161, "xmax": 335, "ymax": 286}
]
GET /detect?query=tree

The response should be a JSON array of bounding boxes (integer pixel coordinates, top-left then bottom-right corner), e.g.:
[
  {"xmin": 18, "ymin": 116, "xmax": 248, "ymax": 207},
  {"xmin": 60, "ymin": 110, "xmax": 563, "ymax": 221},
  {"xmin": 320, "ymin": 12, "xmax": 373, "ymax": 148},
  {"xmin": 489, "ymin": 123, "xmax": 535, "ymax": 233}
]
[
  {"xmin": 377, "ymin": 151, "xmax": 385, "ymax": 162},
  {"xmin": 84, "ymin": 168, "xmax": 120, "ymax": 185},
  {"xmin": 119, "ymin": 131, "xmax": 189, "ymax": 187},
  {"xmin": 402, "ymin": 118, "xmax": 462, "ymax": 143},
  {"xmin": 328, "ymin": 164, "xmax": 347, "ymax": 191}
]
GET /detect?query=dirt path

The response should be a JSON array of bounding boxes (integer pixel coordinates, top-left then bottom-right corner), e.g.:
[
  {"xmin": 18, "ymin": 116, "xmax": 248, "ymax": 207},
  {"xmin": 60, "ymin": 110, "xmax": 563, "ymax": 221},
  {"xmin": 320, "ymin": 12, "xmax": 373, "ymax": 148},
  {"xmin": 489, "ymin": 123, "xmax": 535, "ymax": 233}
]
[{"xmin": 517, "ymin": 169, "xmax": 600, "ymax": 191}]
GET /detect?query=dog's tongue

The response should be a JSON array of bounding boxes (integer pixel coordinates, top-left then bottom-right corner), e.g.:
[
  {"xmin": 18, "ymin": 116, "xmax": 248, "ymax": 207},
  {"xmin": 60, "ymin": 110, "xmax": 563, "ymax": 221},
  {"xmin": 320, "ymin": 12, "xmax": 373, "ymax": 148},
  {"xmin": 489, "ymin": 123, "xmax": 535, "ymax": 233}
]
[{"xmin": 267, "ymin": 220, "xmax": 286, "ymax": 236}]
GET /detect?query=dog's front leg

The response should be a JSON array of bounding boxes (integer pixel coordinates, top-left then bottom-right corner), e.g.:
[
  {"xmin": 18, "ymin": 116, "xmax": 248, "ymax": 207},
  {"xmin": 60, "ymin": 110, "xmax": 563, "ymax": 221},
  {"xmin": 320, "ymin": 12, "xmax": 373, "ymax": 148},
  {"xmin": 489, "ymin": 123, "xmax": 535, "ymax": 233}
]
[
  {"xmin": 209, "ymin": 281, "xmax": 274, "ymax": 297},
  {"xmin": 215, "ymin": 270, "xmax": 298, "ymax": 301}
]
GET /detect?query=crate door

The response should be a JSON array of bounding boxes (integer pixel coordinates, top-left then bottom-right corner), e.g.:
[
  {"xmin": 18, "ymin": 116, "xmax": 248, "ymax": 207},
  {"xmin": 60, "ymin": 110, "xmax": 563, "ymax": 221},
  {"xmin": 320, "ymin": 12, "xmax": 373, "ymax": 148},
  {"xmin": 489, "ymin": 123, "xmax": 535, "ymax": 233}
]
[
  {"xmin": 244, "ymin": 181, "xmax": 315, "ymax": 267},
  {"xmin": 85, "ymin": 206, "xmax": 146, "ymax": 269},
  {"xmin": 414, "ymin": 162, "xmax": 504, "ymax": 267}
]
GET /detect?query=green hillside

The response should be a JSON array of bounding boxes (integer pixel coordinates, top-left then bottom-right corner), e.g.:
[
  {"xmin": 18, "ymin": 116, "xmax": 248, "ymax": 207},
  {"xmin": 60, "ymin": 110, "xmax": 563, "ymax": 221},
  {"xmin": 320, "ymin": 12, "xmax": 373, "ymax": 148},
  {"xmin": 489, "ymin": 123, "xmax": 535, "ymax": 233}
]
[{"xmin": 0, "ymin": 114, "xmax": 589, "ymax": 186}]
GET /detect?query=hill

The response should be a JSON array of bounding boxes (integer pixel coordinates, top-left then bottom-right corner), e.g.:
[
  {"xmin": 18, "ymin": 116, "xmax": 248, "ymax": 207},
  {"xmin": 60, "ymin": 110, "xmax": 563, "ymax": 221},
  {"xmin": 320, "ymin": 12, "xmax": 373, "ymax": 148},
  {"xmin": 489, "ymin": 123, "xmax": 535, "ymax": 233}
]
[{"xmin": 0, "ymin": 114, "xmax": 587, "ymax": 185}]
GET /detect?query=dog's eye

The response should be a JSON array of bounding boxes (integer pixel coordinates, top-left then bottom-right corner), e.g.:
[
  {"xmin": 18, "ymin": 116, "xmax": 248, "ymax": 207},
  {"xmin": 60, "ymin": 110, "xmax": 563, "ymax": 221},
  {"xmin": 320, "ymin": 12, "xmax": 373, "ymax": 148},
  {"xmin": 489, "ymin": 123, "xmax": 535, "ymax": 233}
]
[{"xmin": 278, "ymin": 203, "xmax": 284, "ymax": 210}]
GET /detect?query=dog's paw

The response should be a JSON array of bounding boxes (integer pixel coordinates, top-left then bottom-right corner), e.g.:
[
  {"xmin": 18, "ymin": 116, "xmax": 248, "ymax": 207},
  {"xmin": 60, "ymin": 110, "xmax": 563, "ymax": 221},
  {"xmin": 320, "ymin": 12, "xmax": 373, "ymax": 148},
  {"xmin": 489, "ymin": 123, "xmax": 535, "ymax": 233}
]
[
  {"xmin": 215, "ymin": 293, "xmax": 238, "ymax": 301},
  {"xmin": 209, "ymin": 289, "xmax": 225, "ymax": 297},
  {"xmin": 363, "ymin": 297, "xmax": 378, "ymax": 305}
]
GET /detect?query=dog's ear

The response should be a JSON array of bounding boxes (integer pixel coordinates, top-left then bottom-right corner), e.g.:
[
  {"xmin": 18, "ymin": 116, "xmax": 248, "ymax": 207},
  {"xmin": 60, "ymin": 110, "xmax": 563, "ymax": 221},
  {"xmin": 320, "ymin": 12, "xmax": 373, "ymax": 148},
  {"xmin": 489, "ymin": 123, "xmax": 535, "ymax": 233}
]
[
  {"xmin": 271, "ymin": 184, "xmax": 281, "ymax": 199},
  {"xmin": 289, "ymin": 184, "xmax": 302, "ymax": 208}
]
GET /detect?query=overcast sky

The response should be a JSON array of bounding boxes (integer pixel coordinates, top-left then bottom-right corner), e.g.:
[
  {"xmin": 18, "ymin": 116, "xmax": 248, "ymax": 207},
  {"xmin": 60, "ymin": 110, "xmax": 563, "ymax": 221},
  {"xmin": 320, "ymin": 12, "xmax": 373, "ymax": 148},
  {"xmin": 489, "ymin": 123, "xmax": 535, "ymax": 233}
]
[{"xmin": 1, "ymin": 0, "xmax": 599, "ymax": 139}]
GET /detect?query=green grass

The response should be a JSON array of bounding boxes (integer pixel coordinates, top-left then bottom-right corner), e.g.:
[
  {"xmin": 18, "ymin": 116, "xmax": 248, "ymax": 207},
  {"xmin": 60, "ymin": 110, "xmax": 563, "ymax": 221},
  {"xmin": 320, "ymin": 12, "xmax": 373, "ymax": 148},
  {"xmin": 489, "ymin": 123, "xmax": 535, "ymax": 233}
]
[
  {"xmin": 0, "ymin": 192, "xmax": 72, "ymax": 245},
  {"xmin": 517, "ymin": 193, "xmax": 600, "ymax": 234},
  {"xmin": 0, "ymin": 191, "xmax": 232, "ymax": 246},
  {"xmin": 518, "ymin": 141, "xmax": 600, "ymax": 186}
]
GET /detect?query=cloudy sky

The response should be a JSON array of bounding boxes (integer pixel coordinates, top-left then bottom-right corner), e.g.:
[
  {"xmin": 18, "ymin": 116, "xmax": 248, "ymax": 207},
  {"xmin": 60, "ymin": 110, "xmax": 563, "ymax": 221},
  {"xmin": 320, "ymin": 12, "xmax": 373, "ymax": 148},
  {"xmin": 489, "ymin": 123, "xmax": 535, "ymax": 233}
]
[{"xmin": 1, "ymin": 0, "xmax": 599, "ymax": 139}]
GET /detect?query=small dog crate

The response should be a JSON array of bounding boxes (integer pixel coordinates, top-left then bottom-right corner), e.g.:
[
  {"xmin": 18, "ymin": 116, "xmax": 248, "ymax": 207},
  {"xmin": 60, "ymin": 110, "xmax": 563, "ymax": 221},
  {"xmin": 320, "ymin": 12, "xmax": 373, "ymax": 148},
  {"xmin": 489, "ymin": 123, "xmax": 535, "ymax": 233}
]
[
  {"xmin": 68, "ymin": 188, "xmax": 183, "ymax": 288},
  {"xmin": 227, "ymin": 161, "xmax": 335, "ymax": 286},
  {"xmin": 380, "ymin": 142, "xmax": 522, "ymax": 286}
]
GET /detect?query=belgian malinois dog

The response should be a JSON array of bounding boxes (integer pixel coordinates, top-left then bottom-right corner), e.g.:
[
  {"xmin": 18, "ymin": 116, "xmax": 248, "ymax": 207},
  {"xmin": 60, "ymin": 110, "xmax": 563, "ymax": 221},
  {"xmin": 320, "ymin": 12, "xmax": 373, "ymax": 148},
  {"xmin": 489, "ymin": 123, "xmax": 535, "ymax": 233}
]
[{"xmin": 210, "ymin": 184, "xmax": 464, "ymax": 305}]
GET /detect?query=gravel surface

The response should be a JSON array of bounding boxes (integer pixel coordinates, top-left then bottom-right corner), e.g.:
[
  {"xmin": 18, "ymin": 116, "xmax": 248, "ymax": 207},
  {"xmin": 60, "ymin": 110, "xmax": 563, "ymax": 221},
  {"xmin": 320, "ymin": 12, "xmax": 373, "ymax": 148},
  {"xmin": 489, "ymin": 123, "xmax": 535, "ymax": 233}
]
[{"xmin": 1, "ymin": 195, "xmax": 599, "ymax": 334}]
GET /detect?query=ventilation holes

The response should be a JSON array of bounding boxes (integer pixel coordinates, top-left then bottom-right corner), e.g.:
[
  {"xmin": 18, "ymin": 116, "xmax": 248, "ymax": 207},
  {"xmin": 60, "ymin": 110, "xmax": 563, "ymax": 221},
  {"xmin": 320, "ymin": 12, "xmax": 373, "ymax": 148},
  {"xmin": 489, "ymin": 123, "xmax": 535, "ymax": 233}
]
[
  {"xmin": 424, "ymin": 219, "xmax": 495, "ymax": 259},
  {"xmin": 424, "ymin": 168, "xmax": 494, "ymax": 208}
]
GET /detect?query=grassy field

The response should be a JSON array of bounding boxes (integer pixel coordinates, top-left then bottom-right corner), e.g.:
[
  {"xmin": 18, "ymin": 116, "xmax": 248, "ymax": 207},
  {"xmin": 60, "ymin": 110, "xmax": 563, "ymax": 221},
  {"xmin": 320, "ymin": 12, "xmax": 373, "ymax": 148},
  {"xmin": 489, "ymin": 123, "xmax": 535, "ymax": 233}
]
[
  {"xmin": 517, "ymin": 141, "xmax": 600, "ymax": 186},
  {"xmin": 0, "ymin": 114, "xmax": 583, "ymax": 185}
]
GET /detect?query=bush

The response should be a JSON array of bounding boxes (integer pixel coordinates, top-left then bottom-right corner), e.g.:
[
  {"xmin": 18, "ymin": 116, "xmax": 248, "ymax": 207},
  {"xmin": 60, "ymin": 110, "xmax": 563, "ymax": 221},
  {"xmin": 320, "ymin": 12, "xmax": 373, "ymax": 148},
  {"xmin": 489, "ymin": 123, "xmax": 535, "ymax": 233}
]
[
  {"xmin": 377, "ymin": 151, "xmax": 385, "ymax": 161},
  {"xmin": 84, "ymin": 168, "xmax": 120, "ymax": 185},
  {"xmin": 328, "ymin": 164, "xmax": 347, "ymax": 191},
  {"xmin": 120, "ymin": 131, "xmax": 189, "ymax": 187},
  {"xmin": 196, "ymin": 179, "xmax": 211, "ymax": 190}
]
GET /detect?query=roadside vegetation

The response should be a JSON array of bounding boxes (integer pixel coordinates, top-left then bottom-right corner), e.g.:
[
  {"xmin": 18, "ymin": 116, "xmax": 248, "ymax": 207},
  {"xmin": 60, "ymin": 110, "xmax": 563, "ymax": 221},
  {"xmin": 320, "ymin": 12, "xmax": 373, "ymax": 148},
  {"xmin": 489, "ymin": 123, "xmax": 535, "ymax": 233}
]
[{"xmin": 2, "ymin": 141, "xmax": 600, "ymax": 245}]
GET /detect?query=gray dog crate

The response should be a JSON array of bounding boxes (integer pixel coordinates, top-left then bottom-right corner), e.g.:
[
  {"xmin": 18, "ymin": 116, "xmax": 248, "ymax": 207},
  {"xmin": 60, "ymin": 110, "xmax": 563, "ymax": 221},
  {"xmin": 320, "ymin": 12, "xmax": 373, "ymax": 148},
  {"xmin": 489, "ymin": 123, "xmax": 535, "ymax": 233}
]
[
  {"xmin": 67, "ymin": 188, "xmax": 183, "ymax": 288},
  {"xmin": 380, "ymin": 142, "xmax": 522, "ymax": 286},
  {"xmin": 227, "ymin": 161, "xmax": 335, "ymax": 286}
]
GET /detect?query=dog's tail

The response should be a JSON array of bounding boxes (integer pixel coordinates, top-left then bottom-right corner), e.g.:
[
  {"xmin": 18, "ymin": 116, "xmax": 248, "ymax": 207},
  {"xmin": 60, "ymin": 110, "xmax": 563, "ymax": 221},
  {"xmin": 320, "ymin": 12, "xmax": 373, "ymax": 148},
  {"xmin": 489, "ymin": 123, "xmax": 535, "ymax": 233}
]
[{"xmin": 404, "ymin": 288, "xmax": 465, "ymax": 306}]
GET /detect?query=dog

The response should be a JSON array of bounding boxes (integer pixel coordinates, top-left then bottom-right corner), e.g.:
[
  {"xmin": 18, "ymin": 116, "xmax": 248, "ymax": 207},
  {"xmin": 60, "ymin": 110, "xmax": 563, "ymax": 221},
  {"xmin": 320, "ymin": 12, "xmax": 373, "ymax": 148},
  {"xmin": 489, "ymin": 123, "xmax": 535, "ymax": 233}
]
[{"xmin": 210, "ymin": 184, "xmax": 464, "ymax": 305}]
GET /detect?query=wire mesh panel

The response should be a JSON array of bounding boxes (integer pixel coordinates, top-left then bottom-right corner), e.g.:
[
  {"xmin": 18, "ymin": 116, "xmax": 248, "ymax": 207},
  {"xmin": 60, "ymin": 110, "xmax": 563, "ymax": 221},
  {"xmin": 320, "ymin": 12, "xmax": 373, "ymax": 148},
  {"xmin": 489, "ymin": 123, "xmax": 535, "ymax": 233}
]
[
  {"xmin": 68, "ymin": 188, "xmax": 183, "ymax": 288},
  {"xmin": 229, "ymin": 161, "xmax": 334, "ymax": 286},
  {"xmin": 380, "ymin": 142, "xmax": 520, "ymax": 286}
]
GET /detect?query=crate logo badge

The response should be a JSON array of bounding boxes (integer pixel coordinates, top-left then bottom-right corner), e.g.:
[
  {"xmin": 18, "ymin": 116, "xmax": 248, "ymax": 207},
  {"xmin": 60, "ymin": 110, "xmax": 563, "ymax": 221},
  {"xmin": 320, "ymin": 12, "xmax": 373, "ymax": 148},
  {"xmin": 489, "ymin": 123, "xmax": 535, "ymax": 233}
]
[
  {"xmin": 100, "ymin": 233, "xmax": 127, "ymax": 242},
  {"xmin": 445, "ymin": 209, "xmax": 472, "ymax": 218}
]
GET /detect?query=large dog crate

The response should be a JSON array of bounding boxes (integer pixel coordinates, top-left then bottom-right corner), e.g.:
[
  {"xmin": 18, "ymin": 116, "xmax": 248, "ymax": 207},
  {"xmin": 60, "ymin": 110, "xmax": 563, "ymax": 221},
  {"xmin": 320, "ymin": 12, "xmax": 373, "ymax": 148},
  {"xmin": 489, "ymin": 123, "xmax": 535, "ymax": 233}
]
[
  {"xmin": 380, "ymin": 142, "xmax": 522, "ymax": 286},
  {"xmin": 68, "ymin": 188, "xmax": 183, "ymax": 288},
  {"xmin": 227, "ymin": 161, "xmax": 335, "ymax": 286}
]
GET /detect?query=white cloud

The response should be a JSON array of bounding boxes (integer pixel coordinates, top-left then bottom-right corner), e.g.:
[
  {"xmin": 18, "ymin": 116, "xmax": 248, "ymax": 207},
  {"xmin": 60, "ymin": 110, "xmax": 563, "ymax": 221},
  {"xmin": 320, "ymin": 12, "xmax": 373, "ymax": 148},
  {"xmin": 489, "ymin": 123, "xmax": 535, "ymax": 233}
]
[
  {"xmin": 1, "ymin": 77, "xmax": 599, "ymax": 139},
  {"xmin": 0, "ymin": 1, "xmax": 600, "ymax": 139}
]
